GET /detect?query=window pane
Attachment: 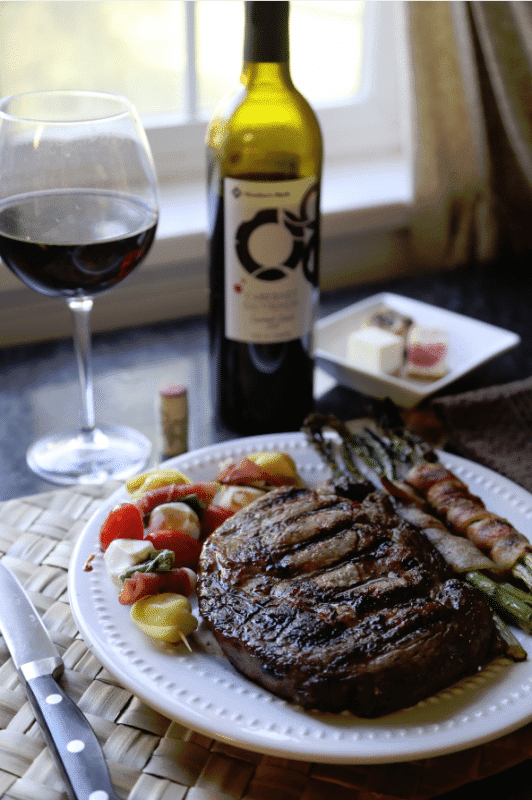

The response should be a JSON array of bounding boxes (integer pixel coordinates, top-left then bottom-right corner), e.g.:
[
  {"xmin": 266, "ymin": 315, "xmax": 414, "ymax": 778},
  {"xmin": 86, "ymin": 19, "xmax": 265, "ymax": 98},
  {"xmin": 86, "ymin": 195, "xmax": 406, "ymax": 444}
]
[
  {"xmin": 196, "ymin": 1, "xmax": 244, "ymax": 114},
  {"xmin": 196, "ymin": 0, "xmax": 366, "ymax": 114},
  {"xmin": 0, "ymin": 1, "xmax": 366, "ymax": 120},
  {"xmin": 290, "ymin": 1, "xmax": 366, "ymax": 105},
  {"xmin": 0, "ymin": 1, "xmax": 186, "ymax": 117}
]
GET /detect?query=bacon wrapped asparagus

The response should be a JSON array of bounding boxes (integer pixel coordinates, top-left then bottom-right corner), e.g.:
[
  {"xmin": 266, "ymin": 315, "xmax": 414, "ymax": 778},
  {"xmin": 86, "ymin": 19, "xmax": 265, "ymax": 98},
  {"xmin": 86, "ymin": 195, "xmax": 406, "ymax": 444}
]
[
  {"xmin": 303, "ymin": 412, "xmax": 532, "ymax": 650},
  {"xmin": 403, "ymin": 461, "xmax": 531, "ymax": 573},
  {"xmin": 303, "ymin": 413, "xmax": 503, "ymax": 575},
  {"xmin": 355, "ymin": 416, "xmax": 532, "ymax": 584},
  {"xmin": 311, "ymin": 412, "xmax": 532, "ymax": 577}
]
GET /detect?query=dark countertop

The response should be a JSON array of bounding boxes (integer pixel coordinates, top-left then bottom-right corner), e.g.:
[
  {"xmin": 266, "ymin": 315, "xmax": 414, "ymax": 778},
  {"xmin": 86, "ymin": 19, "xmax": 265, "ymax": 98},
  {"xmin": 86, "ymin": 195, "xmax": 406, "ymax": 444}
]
[
  {"xmin": 1, "ymin": 259, "xmax": 531, "ymax": 502},
  {"xmin": 1, "ymin": 259, "xmax": 532, "ymax": 798}
]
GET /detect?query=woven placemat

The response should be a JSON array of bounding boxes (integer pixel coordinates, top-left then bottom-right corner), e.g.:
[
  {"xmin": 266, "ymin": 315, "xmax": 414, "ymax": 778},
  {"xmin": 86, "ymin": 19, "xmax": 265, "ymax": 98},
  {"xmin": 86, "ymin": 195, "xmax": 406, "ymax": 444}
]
[
  {"xmin": 1, "ymin": 483, "xmax": 532, "ymax": 800},
  {"xmin": 432, "ymin": 376, "xmax": 532, "ymax": 494}
]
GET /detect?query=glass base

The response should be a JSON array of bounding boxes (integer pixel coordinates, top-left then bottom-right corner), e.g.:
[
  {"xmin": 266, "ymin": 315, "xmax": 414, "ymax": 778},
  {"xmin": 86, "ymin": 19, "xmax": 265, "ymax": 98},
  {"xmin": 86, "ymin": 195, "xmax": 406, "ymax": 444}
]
[{"xmin": 26, "ymin": 424, "xmax": 152, "ymax": 486}]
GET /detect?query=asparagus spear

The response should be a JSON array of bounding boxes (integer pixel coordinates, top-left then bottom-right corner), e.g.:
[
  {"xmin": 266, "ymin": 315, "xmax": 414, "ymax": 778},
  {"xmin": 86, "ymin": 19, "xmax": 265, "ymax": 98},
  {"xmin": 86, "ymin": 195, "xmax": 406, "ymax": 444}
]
[
  {"xmin": 466, "ymin": 570, "xmax": 532, "ymax": 640},
  {"xmin": 490, "ymin": 612, "xmax": 527, "ymax": 662}
]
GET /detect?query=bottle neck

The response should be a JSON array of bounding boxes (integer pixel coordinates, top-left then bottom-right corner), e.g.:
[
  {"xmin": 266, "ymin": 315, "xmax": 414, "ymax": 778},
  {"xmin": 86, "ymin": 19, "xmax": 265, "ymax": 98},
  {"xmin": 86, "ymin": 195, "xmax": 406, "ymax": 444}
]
[
  {"xmin": 243, "ymin": 1, "xmax": 290, "ymax": 65},
  {"xmin": 242, "ymin": 61, "xmax": 293, "ymax": 90}
]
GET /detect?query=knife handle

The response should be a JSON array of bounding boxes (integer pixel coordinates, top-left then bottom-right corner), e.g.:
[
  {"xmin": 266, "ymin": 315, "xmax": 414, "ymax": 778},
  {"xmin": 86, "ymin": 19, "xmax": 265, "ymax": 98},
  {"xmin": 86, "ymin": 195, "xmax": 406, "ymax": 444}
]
[{"xmin": 24, "ymin": 673, "xmax": 122, "ymax": 800}]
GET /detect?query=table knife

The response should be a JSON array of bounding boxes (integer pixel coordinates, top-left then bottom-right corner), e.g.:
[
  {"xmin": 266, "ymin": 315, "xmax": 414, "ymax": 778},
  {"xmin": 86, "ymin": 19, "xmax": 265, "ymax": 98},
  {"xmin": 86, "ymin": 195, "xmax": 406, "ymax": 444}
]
[{"xmin": 0, "ymin": 561, "xmax": 122, "ymax": 800}]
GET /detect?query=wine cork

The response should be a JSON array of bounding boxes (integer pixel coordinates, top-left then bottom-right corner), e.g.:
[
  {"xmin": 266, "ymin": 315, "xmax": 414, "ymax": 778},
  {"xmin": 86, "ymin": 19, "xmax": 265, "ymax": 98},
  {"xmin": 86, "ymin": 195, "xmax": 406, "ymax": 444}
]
[{"xmin": 158, "ymin": 384, "xmax": 188, "ymax": 457}]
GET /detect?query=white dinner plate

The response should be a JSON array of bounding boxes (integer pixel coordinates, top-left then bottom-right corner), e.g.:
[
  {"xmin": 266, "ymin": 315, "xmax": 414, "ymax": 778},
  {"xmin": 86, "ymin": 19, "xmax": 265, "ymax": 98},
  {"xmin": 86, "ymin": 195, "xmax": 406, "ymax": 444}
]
[
  {"xmin": 315, "ymin": 293, "xmax": 521, "ymax": 407},
  {"xmin": 69, "ymin": 432, "xmax": 532, "ymax": 764}
]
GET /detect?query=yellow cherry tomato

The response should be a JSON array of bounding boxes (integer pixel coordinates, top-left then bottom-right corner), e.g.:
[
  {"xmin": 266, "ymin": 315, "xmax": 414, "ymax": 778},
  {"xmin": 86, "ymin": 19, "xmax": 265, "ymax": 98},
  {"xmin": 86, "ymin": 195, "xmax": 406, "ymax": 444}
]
[
  {"xmin": 130, "ymin": 593, "xmax": 198, "ymax": 644},
  {"xmin": 126, "ymin": 468, "xmax": 191, "ymax": 498}
]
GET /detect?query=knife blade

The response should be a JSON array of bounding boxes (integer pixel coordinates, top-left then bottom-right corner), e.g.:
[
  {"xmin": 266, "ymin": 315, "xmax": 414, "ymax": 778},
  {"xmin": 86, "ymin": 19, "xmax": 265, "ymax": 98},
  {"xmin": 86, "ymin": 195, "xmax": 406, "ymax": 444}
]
[{"xmin": 0, "ymin": 561, "xmax": 122, "ymax": 800}]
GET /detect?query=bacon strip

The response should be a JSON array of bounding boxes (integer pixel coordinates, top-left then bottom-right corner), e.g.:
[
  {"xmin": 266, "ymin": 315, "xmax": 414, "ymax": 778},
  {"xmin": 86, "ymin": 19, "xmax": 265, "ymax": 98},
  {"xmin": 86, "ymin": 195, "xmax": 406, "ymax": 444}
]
[
  {"xmin": 406, "ymin": 463, "xmax": 465, "ymax": 492},
  {"xmin": 135, "ymin": 482, "xmax": 219, "ymax": 518},
  {"xmin": 404, "ymin": 463, "xmax": 531, "ymax": 571},
  {"xmin": 390, "ymin": 498, "xmax": 498, "ymax": 573}
]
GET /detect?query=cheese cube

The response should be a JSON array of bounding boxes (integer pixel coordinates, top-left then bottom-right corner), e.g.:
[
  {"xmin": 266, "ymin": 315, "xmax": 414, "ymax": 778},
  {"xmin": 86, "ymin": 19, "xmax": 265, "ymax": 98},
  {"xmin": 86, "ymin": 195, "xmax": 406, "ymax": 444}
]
[
  {"xmin": 406, "ymin": 325, "xmax": 448, "ymax": 378},
  {"xmin": 346, "ymin": 326, "xmax": 403, "ymax": 373}
]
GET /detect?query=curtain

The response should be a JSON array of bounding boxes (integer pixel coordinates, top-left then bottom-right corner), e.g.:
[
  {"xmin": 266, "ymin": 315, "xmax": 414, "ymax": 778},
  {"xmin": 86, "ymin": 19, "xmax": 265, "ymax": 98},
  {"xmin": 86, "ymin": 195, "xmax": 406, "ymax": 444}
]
[
  {"xmin": 406, "ymin": 0, "xmax": 532, "ymax": 272},
  {"xmin": 406, "ymin": 0, "xmax": 495, "ymax": 272},
  {"xmin": 469, "ymin": 1, "xmax": 532, "ymax": 259}
]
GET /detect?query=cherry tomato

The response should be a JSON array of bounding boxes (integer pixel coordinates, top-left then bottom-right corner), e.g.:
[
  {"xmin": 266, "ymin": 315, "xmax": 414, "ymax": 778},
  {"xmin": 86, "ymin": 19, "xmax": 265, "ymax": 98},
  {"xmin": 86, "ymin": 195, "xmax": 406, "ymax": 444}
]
[
  {"xmin": 202, "ymin": 504, "xmax": 235, "ymax": 537},
  {"xmin": 118, "ymin": 568, "xmax": 195, "ymax": 605},
  {"xmin": 99, "ymin": 503, "xmax": 144, "ymax": 551}
]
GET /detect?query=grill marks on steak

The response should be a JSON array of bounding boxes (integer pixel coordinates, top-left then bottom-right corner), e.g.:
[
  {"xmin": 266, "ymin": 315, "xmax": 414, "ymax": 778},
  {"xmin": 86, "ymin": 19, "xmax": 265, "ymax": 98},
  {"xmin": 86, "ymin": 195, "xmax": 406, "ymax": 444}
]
[{"xmin": 197, "ymin": 485, "xmax": 497, "ymax": 717}]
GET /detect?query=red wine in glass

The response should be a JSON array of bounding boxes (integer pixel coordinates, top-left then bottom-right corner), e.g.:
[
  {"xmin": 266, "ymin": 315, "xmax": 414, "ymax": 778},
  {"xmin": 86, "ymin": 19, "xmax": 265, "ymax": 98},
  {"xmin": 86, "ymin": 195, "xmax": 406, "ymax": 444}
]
[{"xmin": 0, "ymin": 190, "xmax": 157, "ymax": 297}]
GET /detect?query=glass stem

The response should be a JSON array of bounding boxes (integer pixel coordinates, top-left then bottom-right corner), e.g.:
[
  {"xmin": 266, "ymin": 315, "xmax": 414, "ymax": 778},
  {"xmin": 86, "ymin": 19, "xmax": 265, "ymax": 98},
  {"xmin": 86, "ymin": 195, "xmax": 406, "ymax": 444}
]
[{"xmin": 67, "ymin": 297, "xmax": 96, "ymax": 434}]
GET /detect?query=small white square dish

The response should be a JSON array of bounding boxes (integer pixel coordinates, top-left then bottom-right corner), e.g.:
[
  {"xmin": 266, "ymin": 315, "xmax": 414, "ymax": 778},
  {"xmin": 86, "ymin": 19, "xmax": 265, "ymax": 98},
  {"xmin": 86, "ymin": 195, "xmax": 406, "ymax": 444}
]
[{"xmin": 314, "ymin": 293, "xmax": 521, "ymax": 408}]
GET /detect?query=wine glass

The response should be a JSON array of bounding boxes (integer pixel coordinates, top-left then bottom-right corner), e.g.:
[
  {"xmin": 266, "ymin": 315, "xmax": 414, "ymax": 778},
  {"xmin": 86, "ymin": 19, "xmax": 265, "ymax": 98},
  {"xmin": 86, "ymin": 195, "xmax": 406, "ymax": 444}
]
[{"xmin": 0, "ymin": 90, "xmax": 159, "ymax": 485}]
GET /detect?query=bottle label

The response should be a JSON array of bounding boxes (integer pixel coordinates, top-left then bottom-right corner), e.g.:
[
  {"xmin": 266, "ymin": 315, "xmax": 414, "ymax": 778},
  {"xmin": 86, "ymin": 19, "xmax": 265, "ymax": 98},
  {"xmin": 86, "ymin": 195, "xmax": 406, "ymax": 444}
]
[{"xmin": 224, "ymin": 176, "xmax": 318, "ymax": 344}]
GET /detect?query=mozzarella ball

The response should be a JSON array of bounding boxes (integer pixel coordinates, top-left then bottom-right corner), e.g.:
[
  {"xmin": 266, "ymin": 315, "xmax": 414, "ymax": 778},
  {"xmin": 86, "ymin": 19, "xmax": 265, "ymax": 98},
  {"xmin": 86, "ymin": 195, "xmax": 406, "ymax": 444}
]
[
  {"xmin": 216, "ymin": 485, "xmax": 266, "ymax": 513},
  {"xmin": 146, "ymin": 502, "xmax": 201, "ymax": 539}
]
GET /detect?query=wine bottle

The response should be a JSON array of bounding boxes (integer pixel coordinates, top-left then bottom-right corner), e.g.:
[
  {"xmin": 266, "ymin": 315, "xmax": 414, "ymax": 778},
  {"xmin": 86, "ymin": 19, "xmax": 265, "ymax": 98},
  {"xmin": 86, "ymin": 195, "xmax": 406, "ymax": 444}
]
[{"xmin": 207, "ymin": 0, "xmax": 322, "ymax": 435}]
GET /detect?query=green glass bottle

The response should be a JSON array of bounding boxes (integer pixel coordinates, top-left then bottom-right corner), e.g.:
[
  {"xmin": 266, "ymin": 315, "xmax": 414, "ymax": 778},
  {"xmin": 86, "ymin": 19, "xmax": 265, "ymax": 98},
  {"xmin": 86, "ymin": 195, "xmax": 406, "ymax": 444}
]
[{"xmin": 207, "ymin": 0, "xmax": 322, "ymax": 435}]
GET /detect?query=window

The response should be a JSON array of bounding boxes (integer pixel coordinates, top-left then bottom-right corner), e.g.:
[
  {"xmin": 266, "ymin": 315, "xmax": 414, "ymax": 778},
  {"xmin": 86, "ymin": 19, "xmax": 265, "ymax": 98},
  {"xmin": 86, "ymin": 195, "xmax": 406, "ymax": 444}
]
[
  {"xmin": 0, "ymin": 1, "xmax": 413, "ymax": 343},
  {"xmin": 0, "ymin": 2, "xmax": 408, "ymax": 176},
  {"xmin": 0, "ymin": 2, "xmax": 365, "ymax": 113}
]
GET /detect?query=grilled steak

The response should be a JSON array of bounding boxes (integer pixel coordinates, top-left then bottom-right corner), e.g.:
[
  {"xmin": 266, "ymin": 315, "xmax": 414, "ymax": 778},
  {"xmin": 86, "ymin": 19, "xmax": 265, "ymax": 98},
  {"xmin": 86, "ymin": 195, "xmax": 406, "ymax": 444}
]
[{"xmin": 197, "ymin": 484, "xmax": 498, "ymax": 717}]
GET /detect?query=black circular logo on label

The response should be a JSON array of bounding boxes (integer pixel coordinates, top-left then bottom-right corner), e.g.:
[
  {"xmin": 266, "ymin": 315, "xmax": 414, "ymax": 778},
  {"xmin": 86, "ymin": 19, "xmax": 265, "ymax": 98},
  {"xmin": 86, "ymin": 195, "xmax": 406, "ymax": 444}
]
[{"xmin": 234, "ymin": 184, "xmax": 318, "ymax": 282}]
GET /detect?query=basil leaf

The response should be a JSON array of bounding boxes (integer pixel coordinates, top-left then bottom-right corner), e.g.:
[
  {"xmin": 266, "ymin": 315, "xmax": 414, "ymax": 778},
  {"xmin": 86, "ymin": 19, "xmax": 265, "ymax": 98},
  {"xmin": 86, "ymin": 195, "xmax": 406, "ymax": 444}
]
[
  {"xmin": 120, "ymin": 548, "xmax": 175, "ymax": 581},
  {"xmin": 178, "ymin": 494, "xmax": 208, "ymax": 518}
]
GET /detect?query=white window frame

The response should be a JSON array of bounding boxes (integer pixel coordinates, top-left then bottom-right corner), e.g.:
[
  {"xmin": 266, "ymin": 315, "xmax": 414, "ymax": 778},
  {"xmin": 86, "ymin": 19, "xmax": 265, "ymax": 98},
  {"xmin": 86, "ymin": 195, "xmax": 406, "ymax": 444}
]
[{"xmin": 0, "ymin": 0, "xmax": 414, "ymax": 345}]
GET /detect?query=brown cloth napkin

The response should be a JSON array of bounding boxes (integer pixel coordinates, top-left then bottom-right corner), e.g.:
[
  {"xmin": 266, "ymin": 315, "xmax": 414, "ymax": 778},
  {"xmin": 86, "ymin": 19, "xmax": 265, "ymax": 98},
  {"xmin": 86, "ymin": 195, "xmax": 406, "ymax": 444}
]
[{"xmin": 431, "ymin": 376, "xmax": 532, "ymax": 493}]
